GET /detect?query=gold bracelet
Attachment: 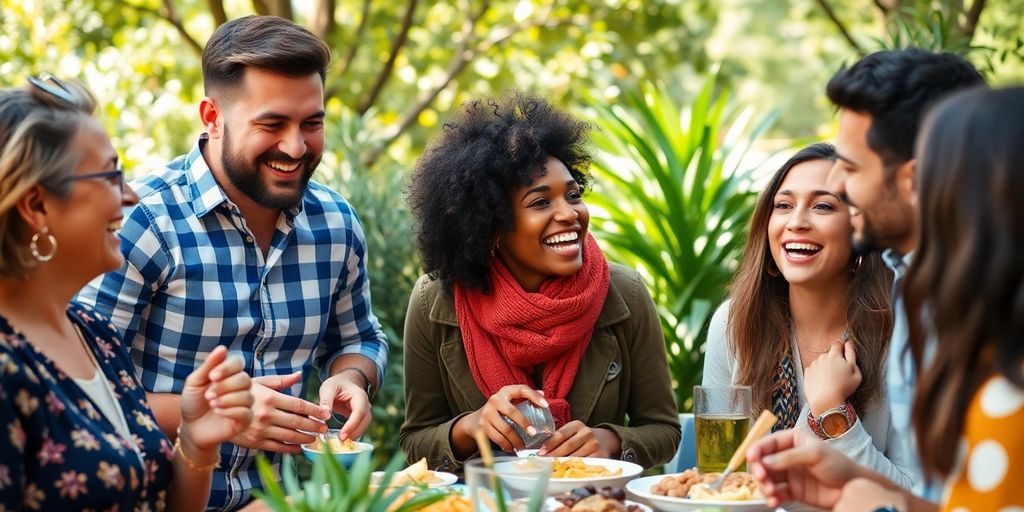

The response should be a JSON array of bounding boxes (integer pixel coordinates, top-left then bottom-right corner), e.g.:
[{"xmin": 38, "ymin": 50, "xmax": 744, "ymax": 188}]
[{"xmin": 174, "ymin": 428, "xmax": 221, "ymax": 472}]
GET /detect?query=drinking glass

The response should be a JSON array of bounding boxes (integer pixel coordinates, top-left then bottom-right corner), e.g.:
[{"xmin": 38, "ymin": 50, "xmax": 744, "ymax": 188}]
[
  {"xmin": 465, "ymin": 456, "xmax": 552, "ymax": 512},
  {"xmin": 693, "ymin": 385, "xmax": 753, "ymax": 473},
  {"xmin": 504, "ymin": 400, "xmax": 556, "ymax": 451}
]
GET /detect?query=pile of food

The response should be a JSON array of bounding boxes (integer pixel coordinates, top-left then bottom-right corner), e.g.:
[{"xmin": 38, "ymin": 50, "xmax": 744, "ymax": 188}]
[
  {"xmin": 308, "ymin": 436, "xmax": 358, "ymax": 453},
  {"xmin": 551, "ymin": 458, "xmax": 623, "ymax": 479},
  {"xmin": 552, "ymin": 485, "xmax": 642, "ymax": 512},
  {"xmin": 650, "ymin": 468, "xmax": 762, "ymax": 501},
  {"xmin": 416, "ymin": 493, "xmax": 472, "ymax": 512}
]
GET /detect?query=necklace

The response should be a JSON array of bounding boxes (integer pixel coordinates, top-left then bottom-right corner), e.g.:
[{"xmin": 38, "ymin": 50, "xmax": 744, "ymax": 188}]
[{"xmin": 789, "ymin": 320, "xmax": 850, "ymax": 354}]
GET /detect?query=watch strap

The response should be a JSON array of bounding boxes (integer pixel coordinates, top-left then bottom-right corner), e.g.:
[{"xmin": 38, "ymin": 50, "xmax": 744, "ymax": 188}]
[
  {"xmin": 339, "ymin": 367, "xmax": 376, "ymax": 400},
  {"xmin": 807, "ymin": 401, "xmax": 857, "ymax": 440}
]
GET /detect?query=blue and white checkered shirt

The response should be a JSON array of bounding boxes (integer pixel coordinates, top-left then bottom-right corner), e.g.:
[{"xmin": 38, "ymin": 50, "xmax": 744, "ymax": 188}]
[{"xmin": 77, "ymin": 136, "xmax": 389, "ymax": 511}]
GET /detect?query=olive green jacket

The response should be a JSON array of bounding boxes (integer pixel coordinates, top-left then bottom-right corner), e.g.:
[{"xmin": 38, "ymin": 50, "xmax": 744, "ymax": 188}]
[{"xmin": 399, "ymin": 263, "xmax": 681, "ymax": 471}]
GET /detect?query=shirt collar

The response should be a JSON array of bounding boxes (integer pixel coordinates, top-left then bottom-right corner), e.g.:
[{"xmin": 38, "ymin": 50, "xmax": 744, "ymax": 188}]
[
  {"xmin": 183, "ymin": 134, "xmax": 303, "ymax": 219},
  {"xmin": 882, "ymin": 249, "xmax": 914, "ymax": 278}
]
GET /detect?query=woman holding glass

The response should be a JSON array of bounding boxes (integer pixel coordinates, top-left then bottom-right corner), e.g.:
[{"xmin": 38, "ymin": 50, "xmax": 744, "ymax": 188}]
[
  {"xmin": 702, "ymin": 143, "xmax": 913, "ymax": 487},
  {"xmin": 400, "ymin": 93, "xmax": 680, "ymax": 471},
  {"xmin": 0, "ymin": 76, "xmax": 254, "ymax": 510}
]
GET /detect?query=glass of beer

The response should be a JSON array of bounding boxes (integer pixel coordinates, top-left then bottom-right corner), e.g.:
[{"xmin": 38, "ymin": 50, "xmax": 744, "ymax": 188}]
[{"xmin": 694, "ymin": 385, "xmax": 752, "ymax": 473}]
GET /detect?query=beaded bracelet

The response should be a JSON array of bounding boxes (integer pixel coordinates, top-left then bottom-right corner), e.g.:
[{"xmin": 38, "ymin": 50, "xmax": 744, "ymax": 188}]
[{"xmin": 174, "ymin": 428, "xmax": 221, "ymax": 472}]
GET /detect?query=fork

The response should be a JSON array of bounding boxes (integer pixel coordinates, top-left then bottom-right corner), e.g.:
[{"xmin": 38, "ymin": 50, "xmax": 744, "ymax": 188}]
[{"xmin": 702, "ymin": 410, "xmax": 778, "ymax": 493}]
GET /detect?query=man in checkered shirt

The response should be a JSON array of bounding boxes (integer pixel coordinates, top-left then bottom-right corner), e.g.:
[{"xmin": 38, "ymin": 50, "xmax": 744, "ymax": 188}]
[{"xmin": 77, "ymin": 16, "xmax": 388, "ymax": 511}]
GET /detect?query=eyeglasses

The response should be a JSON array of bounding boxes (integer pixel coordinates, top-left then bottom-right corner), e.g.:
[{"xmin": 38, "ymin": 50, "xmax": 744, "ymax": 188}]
[
  {"xmin": 27, "ymin": 73, "xmax": 76, "ymax": 105},
  {"xmin": 70, "ymin": 168, "xmax": 125, "ymax": 194}
]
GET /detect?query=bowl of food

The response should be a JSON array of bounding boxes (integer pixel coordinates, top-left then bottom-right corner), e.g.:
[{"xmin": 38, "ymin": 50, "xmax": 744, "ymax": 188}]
[
  {"xmin": 496, "ymin": 457, "xmax": 643, "ymax": 495},
  {"xmin": 371, "ymin": 458, "xmax": 457, "ymax": 488},
  {"xmin": 625, "ymin": 468, "xmax": 769, "ymax": 512},
  {"xmin": 300, "ymin": 430, "xmax": 373, "ymax": 467}
]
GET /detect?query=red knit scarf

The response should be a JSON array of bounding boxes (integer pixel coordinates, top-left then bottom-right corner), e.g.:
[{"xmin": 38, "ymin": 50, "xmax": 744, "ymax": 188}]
[{"xmin": 453, "ymin": 234, "xmax": 611, "ymax": 426}]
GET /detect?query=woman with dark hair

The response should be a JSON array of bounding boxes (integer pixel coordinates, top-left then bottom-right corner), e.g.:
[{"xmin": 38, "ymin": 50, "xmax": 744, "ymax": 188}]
[
  {"xmin": 400, "ymin": 93, "xmax": 680, "ymax": 471},
  {"xmin": 703, "ymin": 143, "xmax": 912, "ymax": 486},
  {"xmin": 907, "ymin": 86, "xmax": 1024, "ymax": 509}
]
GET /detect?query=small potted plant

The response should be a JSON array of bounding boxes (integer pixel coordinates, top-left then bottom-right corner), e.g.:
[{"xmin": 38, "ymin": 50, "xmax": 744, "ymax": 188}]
[{"xmin": 252, "ymin": 449, "xmax": 448, "ymax": 512}]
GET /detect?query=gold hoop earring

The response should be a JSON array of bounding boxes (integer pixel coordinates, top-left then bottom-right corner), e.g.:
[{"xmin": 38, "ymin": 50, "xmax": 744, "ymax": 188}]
[
  {"xmin": 30, "ymin": 226, "xmax": 57, "ymax": 262},
  {"xmin": 851, "ymin": 255, "xmax": 864, "ymax": 275}
]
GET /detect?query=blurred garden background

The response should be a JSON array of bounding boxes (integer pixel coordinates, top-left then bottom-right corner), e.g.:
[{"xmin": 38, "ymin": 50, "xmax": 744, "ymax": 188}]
[{"xmin": 3, "ymin": 0, "xmax": 1021, "ymax": 462}]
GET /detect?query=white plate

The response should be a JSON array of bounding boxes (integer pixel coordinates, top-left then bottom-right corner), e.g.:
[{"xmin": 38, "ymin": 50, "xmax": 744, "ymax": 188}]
[
  {"xmin": 625, "ymin": 474, "xmax": 769, "ymax": 511},
  {"xmin": 496, "ymin": 457, "xmax": 644, "ymax": 495},
  {"xmin": 544, "ymin": 496, "xmax": 652, "ymax": 511},
  {"xmin": 371, "ymin": 470, "xmax": 458, "ymax": 488}
]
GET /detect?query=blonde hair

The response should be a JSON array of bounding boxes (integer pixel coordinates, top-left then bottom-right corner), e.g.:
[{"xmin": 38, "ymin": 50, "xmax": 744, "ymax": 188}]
[{"xmin": 0, "ymin": 78, "xmax": 97, "ymax": 277}]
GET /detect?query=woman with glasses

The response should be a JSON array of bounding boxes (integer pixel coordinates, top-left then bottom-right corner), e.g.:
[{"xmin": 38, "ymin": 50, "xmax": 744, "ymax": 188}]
[{"xmin": 0, "ymin": 76, "xmax": 254, "ymax": 510}]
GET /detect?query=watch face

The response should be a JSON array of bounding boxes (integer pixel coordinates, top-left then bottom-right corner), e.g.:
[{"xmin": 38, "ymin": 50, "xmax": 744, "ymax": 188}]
[{"xmin": 822, "ymin": 412, "xmax": 850, "ymax": 437}]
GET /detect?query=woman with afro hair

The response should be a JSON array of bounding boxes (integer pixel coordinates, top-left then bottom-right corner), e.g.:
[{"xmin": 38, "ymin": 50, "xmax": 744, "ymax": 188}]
[{"xmin": 400, "ymin": 93, "xmax": 680, "ymax": 471}]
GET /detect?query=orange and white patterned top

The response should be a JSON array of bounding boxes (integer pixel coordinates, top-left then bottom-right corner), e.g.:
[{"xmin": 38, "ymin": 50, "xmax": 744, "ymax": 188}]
[{"xmin": 942, "ymin": 374, "xmax": 1024, "ymax": 511}]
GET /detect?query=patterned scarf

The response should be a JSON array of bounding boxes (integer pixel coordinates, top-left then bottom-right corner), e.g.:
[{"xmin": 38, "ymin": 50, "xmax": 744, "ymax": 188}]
[
  {"xmin": 771, "ymin": 353, "xmax": 801, "ymax": 431},
  {"xmin": 453, "ymin": 233, "xmax": 610, "ymax": 427}
]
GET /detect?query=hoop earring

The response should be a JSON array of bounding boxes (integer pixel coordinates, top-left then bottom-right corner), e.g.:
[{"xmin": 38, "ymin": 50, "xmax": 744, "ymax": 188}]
[
  {"xmin": 850, "ymin": 255, "xmax": 863, "ymax": 275},
  {"xmin": 30, "ymin": 226, "xmax": 57, "ymax": 262}
]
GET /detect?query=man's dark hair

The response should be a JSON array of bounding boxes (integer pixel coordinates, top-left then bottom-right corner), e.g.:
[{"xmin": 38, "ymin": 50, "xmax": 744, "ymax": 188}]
[
  {"xmin": 826, "ymin": 48, "xmax": 984, "ymax": 171},
  {"xmin": 202, "ymin": 15, "xmax": 331, "ymax": 96}
]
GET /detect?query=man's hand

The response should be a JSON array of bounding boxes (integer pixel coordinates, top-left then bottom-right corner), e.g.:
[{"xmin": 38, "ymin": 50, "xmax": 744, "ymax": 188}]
[
  {"xmin": 747, "ymin": 429, "xmax": 867, "ymax": 508},
  {"xmin": 318, "ymin": 373, "xmax": 372, "ymax": 441},
  {"xmin": 835, "ymin": 478, "xmax": 913, "ymax": 512},
  {"xmin": 539, "ymin": 421, "xmax": 618, "ymax": 458},
  {"xmin": 232, "ymin": 372, "xmax": 332, "ymax": 453},
  {"xmin": 804, "ymin": 340, "xmax": 861, "ymax": 415}
]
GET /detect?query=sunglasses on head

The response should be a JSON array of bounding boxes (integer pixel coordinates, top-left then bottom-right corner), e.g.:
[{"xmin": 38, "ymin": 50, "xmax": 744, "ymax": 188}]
[{"xmin": 27, "ymin": 73, "xmax": 77, "ymax": 105}]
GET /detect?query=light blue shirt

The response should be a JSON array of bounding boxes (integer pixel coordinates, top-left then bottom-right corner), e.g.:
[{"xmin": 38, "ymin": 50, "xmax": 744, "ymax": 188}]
[{"xmin": 883, "ymin": 250, "xmax": 940, "ymax": 501}]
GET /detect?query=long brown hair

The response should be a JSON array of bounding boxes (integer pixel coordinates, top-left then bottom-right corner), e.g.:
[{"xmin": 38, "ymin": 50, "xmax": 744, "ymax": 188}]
[
  {"xmin": 908, "ymin": 86, "xmax": 1024, "ymax": 478},
  {"xmin": 727, "ymin": 143, "xmax": 893, "ymax": 414}
]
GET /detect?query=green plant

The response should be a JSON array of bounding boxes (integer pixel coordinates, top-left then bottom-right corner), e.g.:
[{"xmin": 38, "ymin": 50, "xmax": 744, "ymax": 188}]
[
  {"xmin": 585, "ymin": 77, "xmax": 775, "ymax": 410},
  {"xmin": 252, "ymin": 451, "xmax": 446, "ymax": 512}
]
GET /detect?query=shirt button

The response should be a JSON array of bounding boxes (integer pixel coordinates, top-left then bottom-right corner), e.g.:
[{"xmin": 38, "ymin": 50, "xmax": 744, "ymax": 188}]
[{"xmin": 245, "ymin": 235, "xmax": 254, "ymax": 244}]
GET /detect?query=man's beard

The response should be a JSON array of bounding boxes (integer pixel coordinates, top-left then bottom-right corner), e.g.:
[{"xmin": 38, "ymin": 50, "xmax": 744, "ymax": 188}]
[{"xmin": 220, "ymin": 125, "xmax": 319, "ymax": 210}]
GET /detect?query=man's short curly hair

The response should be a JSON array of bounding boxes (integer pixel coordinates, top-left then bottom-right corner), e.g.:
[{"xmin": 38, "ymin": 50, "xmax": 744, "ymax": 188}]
[{"xmin": 407, "ymin": 93, "xmax": 593, "ymax": 295}]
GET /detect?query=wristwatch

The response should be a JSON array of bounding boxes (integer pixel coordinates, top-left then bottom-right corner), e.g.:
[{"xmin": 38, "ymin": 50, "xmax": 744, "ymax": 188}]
[
  {"xmin": 340, "ymin": 367, "xmax": 377, "ymax": 400},
  {"xmin": 807, "ymin": 401, "xmax": 857, "ymax": 440}
]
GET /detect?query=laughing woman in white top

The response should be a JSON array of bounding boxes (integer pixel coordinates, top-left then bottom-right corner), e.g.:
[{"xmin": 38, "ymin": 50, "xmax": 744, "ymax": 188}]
[{"xmin": 703, "ymin": 143, "xmax": 914, "ymax": 489}]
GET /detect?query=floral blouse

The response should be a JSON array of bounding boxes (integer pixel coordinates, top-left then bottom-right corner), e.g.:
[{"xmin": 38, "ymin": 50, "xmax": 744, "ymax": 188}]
[{"xmin": 0, "ymin": 302, "xmax": 174, "ymax": 511}]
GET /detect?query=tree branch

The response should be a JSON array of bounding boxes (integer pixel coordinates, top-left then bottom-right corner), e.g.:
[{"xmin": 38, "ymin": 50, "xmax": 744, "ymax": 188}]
[
  {"xmin": 340, "ymin": 0, "xmax": 372, "ymax": 76},
  {"xmin": 268, "ymin": 0, "xmax": 293, "ymax": 20},
  {"xmin": 251, "ymin": 0, "xmax": 269, "ymax": 16},
  {"xmin": 960, "ymin": 0, "xmax": 987, "ymax": 40},
  {"xmin": 813, "ymin": 0, "xmax": 865, "ymax": 55},
  {"xmin": 871, "ymin": 0, "xmax": 890, "ymax": 16},
  {"xmin": 120, "ymin": 0, "xmax": 204, "ymax": 56},
  {"xmin": 207, "ymin": 0, "xmax": 228, "ymax": 27},
  {"xmin": 356, "ymin": 0, "xmax": 419, "ymax": 115},
  {"xmin": 365, "ymin": 1, "xmax": 573, "ymax": 166},
  {"xmin": 312, "ymin": 0, "xmax": 338, "ymax": 41}
]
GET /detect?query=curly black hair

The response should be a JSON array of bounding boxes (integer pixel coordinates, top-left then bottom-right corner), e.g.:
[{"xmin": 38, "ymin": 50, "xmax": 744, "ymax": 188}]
[{"xmin": 407, "ymin": 93, "xmax": 593, "ymax": 296}]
